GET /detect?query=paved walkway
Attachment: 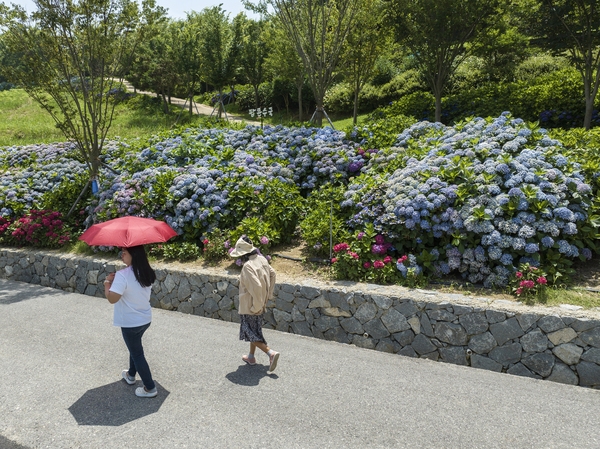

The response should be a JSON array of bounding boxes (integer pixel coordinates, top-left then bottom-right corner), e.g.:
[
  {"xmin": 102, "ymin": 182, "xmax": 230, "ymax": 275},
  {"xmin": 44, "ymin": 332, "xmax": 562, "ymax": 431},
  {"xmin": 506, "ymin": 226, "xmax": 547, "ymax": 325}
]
[
  {"xmin": 1, "ymin": 278, "xmax": 600, "ymax": 449},
  {"xmin": 117, "ymin": 79, "xmax": 259, "ymax": 125}
]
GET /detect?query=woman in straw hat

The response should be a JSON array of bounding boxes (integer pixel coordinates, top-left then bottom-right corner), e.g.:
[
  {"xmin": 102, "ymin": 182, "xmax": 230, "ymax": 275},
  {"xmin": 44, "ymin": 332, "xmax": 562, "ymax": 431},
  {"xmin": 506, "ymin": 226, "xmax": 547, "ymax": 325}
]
[{"xmin": 230, "ymin": 235, "xmax": 280, "ymax": 372}]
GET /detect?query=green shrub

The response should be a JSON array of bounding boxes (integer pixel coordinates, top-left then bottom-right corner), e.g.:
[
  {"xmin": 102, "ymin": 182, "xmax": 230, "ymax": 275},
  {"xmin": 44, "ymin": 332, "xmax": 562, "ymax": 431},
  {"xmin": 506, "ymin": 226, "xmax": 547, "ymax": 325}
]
[
  {"xmin": 514, "ymin": 54, "xmax": 570, "ymax": 81},
  {"xmin": 447, "ymin": 56, "xmax": 487, "ymax": 93},
  {"xmin": 299, "ymin": 185, "xmax": 351, "ymax": 256},
  {"xmin": 358, "ymin": 83, "xmax": 390, "ymax": 112},
  {"xmin": 228, "ymin": 217, "xmax": 278, "ymax": 253},
  {"xmin": 371, "ymin": 57, "xmax": 399, "ymax": 86},
  {"xmin": 324, "ymin": 71, "xmax": 425, "ymax": 116},
  {"xmin": 201, "ymin": 228, "xmax": 229, "ymax": 263},
  {"xmin": 346, "ymin": 113, "xmax": 416, "ymax": 150},
  {"xmin": 223, "ymin": 178, "xmax": 304, "ymax": 244},
  {"xmin": 376, "ymin": 69, "xmax": 425, "ymax": 104},
  {"xmin": 40, "ymin": 172, "xmax": 92, "ymax": 228},
  {"xmin": 376, "ymin": 64, "xmax": 586, "ymax": 128},
  {"xmin": 235, "ymin": 83, "xmax": 274, "ymax": 110},
  {"xmin": 390, "ymin": 91, "xmax": 435, "ymax": 121},
  {"xmin": 149, "ymin": 241, "xmax": 201, "ymax": 261},
  {"xmin": 323, "ymin": 83, "xmax": 353, "ymax": 114}
]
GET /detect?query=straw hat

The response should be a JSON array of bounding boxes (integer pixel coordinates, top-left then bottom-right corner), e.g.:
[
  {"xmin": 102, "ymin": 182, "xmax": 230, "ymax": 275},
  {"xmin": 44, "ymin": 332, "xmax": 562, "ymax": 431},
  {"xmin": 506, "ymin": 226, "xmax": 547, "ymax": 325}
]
[{"xmin": 229, "ymin": 236, "xmax": 256, "ymax": 258}]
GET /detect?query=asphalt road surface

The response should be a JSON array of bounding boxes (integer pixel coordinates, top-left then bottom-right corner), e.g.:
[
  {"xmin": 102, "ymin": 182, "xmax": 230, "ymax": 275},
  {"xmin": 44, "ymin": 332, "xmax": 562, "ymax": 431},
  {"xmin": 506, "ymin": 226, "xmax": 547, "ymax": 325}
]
[{"xmin": 1, "ymin": 278, "xmax": 599, "ymax": 449}]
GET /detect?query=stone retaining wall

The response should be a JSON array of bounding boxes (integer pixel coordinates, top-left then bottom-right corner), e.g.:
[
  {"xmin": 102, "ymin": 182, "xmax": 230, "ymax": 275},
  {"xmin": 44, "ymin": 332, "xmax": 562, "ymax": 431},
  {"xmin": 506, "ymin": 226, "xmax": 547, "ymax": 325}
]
[{"xmin": 2, "ymin": 247, "xmax": 600, "ymax": 388}]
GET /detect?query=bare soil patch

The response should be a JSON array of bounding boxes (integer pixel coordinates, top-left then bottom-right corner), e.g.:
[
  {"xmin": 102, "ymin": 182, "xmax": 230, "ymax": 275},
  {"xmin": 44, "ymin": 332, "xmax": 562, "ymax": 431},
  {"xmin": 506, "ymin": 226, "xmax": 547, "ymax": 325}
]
[{"xmin": 164, "ymin": 239, "xmax": 332, "ymax": 284}]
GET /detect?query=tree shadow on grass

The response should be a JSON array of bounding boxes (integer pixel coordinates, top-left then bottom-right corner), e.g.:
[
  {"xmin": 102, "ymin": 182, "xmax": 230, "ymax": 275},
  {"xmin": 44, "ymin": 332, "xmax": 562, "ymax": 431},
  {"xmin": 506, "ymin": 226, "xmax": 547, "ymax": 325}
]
[{"xmin": 68, "ymin": 380, "xmax": 169, "ymax": 426}]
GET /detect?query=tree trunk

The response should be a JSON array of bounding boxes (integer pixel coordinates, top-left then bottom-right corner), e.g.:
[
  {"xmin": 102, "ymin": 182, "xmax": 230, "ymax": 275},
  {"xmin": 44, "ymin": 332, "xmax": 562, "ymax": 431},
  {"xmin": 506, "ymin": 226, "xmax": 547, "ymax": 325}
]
[
  {"xmin": 217, "ymin": 87, "xmax": 223, "ymax": 119},
  {"xmin": 435, "ymin": 94, "xmax": 442, "ymax": 123},
  {"xmin": 353, "ymin": 81, "xmax": 359, "ymax": 125},
  {"xmin": 584, "ymin": 97, "xmax": 593, "ymax": 130},
  {"xmin": 297, "ymin": 84, "xmax": 303, "ymax": 122},
  {"xmin": 314, "ymin": 102, "xmax": 324, "ymax": 127},
  {"xmin": 283, "ymin": 92, "xmax": 289, "ymax": 115},
  {"xmin": 161, "ymin": 92, "xmax": 169, "ymax": 114},
  {"xmin": 253, "ymin": 84, "xmax": 260, "ymax": 108},
  {"xmin": 582, "ymin": 66, "xmax": 600, "ymax": 130}
]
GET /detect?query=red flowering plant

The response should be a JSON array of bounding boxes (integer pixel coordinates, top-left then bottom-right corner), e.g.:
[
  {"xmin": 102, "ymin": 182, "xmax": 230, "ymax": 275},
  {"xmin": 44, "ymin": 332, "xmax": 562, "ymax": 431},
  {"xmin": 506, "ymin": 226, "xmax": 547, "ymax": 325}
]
[
  {"xmin": 3, "ymin": 210, "xmax": 71, "ymax": 248},
  {"xmin": 198, "ymin": 228, "xmax": 230, "ymax": 262},
  {"xmin": 510, "ymin": 263, "xmax": 548, "ymax": 301},
  {"xmin": 395, "ymin": 254, "xmax": 428, "ymax": 288},
  {"xmin": 330, "ymin": 224, "xmax": 401, "ymax": 284},
  {"xmin": 0, "ymin": 216, "xmax": 12, "ymax": 237}
]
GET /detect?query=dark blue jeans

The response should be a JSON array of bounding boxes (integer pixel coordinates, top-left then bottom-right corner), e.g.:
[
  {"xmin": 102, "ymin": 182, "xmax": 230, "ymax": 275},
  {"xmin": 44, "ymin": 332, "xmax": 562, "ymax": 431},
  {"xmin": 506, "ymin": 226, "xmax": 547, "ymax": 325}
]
[{"xmin": 121, "ymin": 323, "xmax": 155, "ymax": 391}]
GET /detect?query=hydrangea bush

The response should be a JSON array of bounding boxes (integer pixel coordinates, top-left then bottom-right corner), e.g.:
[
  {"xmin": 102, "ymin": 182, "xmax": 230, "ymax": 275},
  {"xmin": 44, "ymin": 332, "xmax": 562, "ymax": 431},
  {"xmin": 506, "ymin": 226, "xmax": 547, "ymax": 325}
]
[
  {"xmin": 1, "ymin": 114, "xmax": 598, "ymax": 289},
  {"xmin": 342, "ymin": 113, "xmax": 597, "ymax": 286},
  {"xmin": 0, "ymin": 142, "xmax": 88, "ymax": 217}
]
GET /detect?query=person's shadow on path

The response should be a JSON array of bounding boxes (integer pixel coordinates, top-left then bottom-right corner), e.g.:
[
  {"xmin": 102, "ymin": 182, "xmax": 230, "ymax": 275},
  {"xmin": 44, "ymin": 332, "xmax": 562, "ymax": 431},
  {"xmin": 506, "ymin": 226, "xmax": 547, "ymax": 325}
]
[
  {"xmin": 68, "ymin": 380, "xmax": 169, "ymax": 426},
  {"xmin": 225, "ymin": 364, "xmax": 278, "ymax": 386}
]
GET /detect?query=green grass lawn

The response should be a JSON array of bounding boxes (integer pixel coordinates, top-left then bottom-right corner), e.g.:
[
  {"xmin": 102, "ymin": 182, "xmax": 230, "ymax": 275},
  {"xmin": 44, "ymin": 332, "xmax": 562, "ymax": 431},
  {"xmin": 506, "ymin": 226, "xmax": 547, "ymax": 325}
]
[
  {"xmin": 1, "ymin": 89, "xmax": 364, "ymax": 147},
  {"xmin": 0, "ymin": 89, "xmax": 208, "ymax": 147}
]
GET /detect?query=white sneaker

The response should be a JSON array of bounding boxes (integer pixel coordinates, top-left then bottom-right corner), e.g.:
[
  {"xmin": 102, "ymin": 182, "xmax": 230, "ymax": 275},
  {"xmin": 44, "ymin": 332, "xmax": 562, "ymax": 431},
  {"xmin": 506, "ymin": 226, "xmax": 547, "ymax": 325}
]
[
  {"xmin": 135, "ymin": 386, "xmax": 158, "ymax": 398},
  {"xmin": 268, "ymin": 351, "xmax": 280, "ymax": 372},
  {"xmin": 121, "ymin": 370, "xmax": 136, "ymax": 385}
]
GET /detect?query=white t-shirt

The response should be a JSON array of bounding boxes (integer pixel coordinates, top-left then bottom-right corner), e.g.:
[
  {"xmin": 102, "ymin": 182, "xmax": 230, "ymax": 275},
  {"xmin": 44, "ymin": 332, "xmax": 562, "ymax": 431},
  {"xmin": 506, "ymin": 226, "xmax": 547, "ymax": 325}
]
[{"xmin": 109, "ymin": 265, "xmax": 152, "ymax": 328}]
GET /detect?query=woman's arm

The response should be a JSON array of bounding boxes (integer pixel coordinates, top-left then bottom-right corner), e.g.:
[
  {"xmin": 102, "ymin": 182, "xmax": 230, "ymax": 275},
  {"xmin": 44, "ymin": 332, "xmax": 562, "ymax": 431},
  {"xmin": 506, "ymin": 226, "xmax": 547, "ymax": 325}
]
[{"xmin": 104, "ymin": 272, "xmax": 122, "ymax": 304}]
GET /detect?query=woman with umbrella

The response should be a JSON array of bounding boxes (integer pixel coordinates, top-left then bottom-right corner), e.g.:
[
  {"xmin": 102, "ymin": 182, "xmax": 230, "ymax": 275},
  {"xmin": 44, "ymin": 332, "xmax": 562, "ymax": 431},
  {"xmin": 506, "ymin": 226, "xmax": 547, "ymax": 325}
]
[
  {"xmin": 230, "ymin": 236, "xmax": 280, "ymax": 372},
  {"xmin": 104, "ymin": 245, "xmax": 158, "ymax": 398},
  {"xmin": 80, "ymin": 216, "xmax": 177, "ymax": 398}
]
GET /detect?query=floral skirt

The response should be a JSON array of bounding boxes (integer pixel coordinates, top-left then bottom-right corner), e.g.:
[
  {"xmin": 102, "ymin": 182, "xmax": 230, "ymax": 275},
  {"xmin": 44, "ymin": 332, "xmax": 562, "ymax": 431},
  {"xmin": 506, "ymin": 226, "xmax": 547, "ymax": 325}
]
[{"xmin": 239, "ymin": 314, "xmax": 267, "ymax": 344}]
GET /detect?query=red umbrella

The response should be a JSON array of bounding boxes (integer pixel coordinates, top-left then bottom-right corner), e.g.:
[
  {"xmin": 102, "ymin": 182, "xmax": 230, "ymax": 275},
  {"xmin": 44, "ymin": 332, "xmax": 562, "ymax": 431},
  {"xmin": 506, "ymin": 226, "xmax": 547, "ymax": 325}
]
[{"xmin": 79, "ymin": 216, "xmax": 177, "ymax": 247}]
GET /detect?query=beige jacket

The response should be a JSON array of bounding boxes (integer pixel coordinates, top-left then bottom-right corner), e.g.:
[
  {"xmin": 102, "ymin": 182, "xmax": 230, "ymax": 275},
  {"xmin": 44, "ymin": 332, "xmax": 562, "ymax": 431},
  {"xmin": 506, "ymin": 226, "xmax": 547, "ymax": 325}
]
[{"xmin": 238, "ymin": 254, "xmax": 276, "ymax": 315}]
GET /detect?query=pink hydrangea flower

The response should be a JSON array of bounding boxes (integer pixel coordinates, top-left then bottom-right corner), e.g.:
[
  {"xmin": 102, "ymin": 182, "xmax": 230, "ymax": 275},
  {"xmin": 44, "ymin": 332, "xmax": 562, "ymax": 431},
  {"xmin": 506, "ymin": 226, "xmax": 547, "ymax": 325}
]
[
  {"xmin": 373, "ymin": 260, "xmax": 384, "ymax": 269},
  {"xmin": 519, "ymin": 280, "xmax": 535, "ymax": 289},
  {"xmin": 363, "ymin": 262, "xmax": 371, "ymax": 269},
  {"xmin": 334, "ymin": 242, "xmax": 350, "ymax": 252},
  {"xmin": 260, "ymin": 236, "xmax": 269, "ymax": 245},
  {"xmin": 536, "ymin": 276, "xmax": 547, "ymax": 285}
]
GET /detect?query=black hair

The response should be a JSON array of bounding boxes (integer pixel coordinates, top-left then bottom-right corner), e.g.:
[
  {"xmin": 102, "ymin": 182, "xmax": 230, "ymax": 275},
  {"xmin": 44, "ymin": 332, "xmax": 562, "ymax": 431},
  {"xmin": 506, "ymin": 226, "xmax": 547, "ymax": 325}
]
[
  {"xmin": 240, "ymin": 235, "xmax": 258, "ymax": 263},
  {"xmin": 126, "ymin": 245, "xmax": 156, "ymax": 287}
]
